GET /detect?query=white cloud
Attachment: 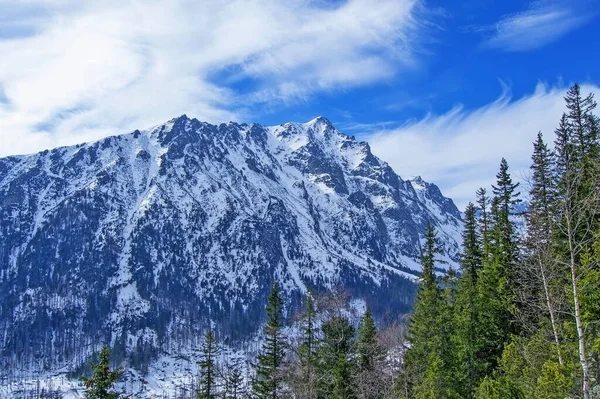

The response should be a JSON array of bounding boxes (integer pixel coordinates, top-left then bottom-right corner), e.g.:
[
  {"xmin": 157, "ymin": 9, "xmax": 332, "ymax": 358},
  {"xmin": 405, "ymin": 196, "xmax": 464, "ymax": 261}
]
[
  {"xmin": 481, "ymin": 1, "xmax": 592, "ymax": 52},
  {"xmin": 0, "ymin": 0, "xmax": 423, "ymax": 157},
  {"xmin": 366, "ymin": 83, "xmax": 600, "ymax": 209}
]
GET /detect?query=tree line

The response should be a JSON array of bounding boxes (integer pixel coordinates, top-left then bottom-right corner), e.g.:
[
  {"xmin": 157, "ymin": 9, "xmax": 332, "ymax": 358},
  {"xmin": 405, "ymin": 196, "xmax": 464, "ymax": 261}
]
[
  {"xmin": 400, "ymin": 84, "xmax": 600, "ymax": 399},
  {"xmin": 82, "ymin": 283, "xmax": 403, "ymax": 399},
  {"xmin": 81, "ymin": 83, "xmax": 600, "ymax": 399}
]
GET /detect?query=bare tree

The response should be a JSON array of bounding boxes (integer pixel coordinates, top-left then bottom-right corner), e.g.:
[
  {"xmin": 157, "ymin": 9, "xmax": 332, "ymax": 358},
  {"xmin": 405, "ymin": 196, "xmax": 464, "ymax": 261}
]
[{"xmin": 554, "ymin": 161, "xmax": 600, "ymax": 399}]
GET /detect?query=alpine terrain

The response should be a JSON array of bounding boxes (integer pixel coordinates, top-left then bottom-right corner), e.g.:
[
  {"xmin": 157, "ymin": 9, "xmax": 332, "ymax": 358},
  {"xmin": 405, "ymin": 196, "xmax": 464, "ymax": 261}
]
[{"xmin": 0, "ymin": 115, "xmax": 462, "ymax": 395}]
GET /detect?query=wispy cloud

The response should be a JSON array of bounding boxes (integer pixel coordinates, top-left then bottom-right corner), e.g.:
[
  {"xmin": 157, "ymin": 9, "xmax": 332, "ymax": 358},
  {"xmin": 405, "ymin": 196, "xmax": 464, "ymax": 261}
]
[
  {"xmin": 0, "ymin": 0, "xmax": 425, "ymax": 157},
  {"xmin": 479, "ymin": 1, "xmax": 593, "ymax": 52},
  {"xmin": 366, "ymin": 83, "xmax": 600, "ymax": 209}
]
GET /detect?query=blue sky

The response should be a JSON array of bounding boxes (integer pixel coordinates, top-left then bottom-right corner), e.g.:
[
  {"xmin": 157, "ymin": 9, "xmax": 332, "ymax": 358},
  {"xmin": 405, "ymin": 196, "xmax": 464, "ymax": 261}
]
[{"xmin": 0, "ymin": 0, "xmax": 599, "ymax": 207}]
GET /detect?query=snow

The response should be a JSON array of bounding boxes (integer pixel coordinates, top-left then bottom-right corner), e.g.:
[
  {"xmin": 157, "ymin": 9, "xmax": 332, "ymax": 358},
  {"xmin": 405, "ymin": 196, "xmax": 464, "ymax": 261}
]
[{"xmin": 0, "ymin": 115, "xmax": 464, "ymax": 396}]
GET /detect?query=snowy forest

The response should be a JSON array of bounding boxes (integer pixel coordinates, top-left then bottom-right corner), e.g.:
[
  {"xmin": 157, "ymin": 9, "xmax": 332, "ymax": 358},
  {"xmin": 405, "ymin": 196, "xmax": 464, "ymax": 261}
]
[{"xmin": 16, "ymin": 84, "xmax": 600, "ymax": 399}]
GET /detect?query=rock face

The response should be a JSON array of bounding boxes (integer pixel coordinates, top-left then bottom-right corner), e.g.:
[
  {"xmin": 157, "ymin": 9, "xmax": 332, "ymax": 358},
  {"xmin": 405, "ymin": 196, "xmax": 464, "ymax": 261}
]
[{"xmin": 0, "ymin": 115, "xmax": 462, "ymax": 374}]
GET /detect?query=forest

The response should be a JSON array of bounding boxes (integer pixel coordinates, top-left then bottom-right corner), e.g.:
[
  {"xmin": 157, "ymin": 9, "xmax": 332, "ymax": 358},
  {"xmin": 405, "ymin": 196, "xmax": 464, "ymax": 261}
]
[{"xmin": 47, "ymin": 84, "xmax": 600, "ymax": 399}]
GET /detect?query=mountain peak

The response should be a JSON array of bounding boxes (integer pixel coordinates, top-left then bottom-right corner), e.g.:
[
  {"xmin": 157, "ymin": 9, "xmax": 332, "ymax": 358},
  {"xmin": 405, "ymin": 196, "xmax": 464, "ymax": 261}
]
[
  {"xmin": 410, "ymin": 175, "xmax": 426, "ymax": 190},
  {"xmin": 307, "ymin": 115, "xmax": 334, "ymax": 127},
  {"xmin": 0, "ymin": 115, "xmax": 463, "ymax": 395}
]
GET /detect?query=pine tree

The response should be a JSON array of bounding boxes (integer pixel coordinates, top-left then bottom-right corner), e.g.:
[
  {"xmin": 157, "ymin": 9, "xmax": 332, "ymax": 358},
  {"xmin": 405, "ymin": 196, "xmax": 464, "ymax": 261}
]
[
  {"xmin": 356, "ymin": 309, "xmax": 378, "ymax": 373},
  {"xmin": 490, "ymin": 158, "xmax": 521, "ymax": 306},
  {"xmin": 461, "ymin": 203, "xmax": 483, "ymax": 285},
  {"xmin": 564, "ymin": 84, "xmax": 598, "ymax": 162},
  {"xmin": 476, "ymin": 188, "xmax": 491, "ymax": 258},
  {"xmin": 81, "ymin": 346, "xmax": 126, "ymax": 399},
  {"xmin": 454, "ymin": 203, "xmax": 482, "ymax": 398},
  {"xmin": 553, "ymin": 86, "xmax": 600, "ymax": 399},
  {"xmin": 197, "ymin": 331, "xmax": 220, "ymax": 399},
  {"xmin": 331, "ymin": 353, "xmax": 355, "ymax": 399},
  {"xmin": 554, "ymin": 113, "xmax": 573, "ymax": 179},
  {"xmin": 523, "ymin": 132, "xmax": 564, "ymax": 365},
  {"xmin": 225, "ymin": 360, "xmax": 243, "ymax": 399},
  {"xmin": 318, "ymin": 315, "xmax": 356, "ymax": 399},
  {"xmin": 293, "ymin": 293, "xmax": 319, "ymax": 399},
  {"xmin": 475, "ymin": 159, "xmax": 521, "ymax": 377},
  {"xmin": 528, "ymin": 132, "xmax": 557, "ymax": 240},
  {"xmin": 253, "ymin": 282, "xmax": 286, "ymax": 399},
  {"xmin": 404, "ymin": 224, "xmax": 459, "ymax": 399},
  {"xmin": 356, "ymin": 309, "xmax": 389, "ymax": 399}
]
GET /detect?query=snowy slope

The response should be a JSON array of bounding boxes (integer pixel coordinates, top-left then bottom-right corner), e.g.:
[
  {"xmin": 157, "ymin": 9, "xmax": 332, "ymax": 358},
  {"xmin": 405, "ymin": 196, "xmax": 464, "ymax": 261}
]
[{"xmin": 0, "ymin": 115, "xmax": 462, "ymax": 394}]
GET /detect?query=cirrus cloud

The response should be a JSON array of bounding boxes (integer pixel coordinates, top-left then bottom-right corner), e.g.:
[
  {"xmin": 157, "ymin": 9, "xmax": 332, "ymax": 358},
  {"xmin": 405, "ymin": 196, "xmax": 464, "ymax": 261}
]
[{"xmin": 367, "ymin": 82, "xmax": 600, "ymax": 209}]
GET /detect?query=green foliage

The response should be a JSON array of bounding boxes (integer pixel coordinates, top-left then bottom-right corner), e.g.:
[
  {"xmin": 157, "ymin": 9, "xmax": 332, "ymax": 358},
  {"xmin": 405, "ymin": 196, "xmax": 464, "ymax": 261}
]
[
  {"xmin": 403, "ymin": 224, "xmax": 460, "ymax": 399},
  {"xmin": 475, "ymin": 375, "xmax": 524, "ymax": 399},
  {"xmin": 527, "ymin": 132, "xmax": 557, "ymax": 240},
  {"xmin": 253, "ymin": 281, "xmax": 286, "ymax": 399},
  {"xmin": 292, "ymin": 293, "xmax": 319, "ymax": 399},
  {"xmin": 81, "ymin": 346, "xmax": 126, "ymax": 399},
  {"xmin": 73, "ymin": 83, "xmax": 599, "ymax": 399},
  {"xmin": 225, "ymin": 360, "xmax": 244, "ymax": 399},
  {"xmin": 535, "ymin": 360, "xmax": 576, "ymax": 399},
  {"xmin": 356, "ymin": 309, "xmax": 378, "ymax": 372},
  {"xmin": 330, "ymin": 353, "xmax": 356, "ymax": 399},
  {"xmin": 454, "ymin": 203, "xmax": 483, "ymax": 398},
  {"xmin": 317, "ymin": 315, "xmax": 356, "ymax": 399},
  {"xmin": 197, "ymin": 330, "xmax": 220, "ymax": 399}
]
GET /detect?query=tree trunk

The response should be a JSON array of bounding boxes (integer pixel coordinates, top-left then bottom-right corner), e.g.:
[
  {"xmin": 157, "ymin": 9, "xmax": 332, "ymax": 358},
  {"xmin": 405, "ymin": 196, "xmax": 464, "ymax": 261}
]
[
  {"xmin": 566, "ymin": 214, "xmax": 590, "ymax": 399},
  {"xmin": 537, "ymin": 251, "xmax": 563, "ymax": 365}
]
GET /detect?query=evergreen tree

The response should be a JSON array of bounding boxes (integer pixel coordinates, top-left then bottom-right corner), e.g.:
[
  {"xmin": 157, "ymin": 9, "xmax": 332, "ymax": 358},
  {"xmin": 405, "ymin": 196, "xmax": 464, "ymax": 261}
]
[
  {"xmin": 564, "ymin": 84, "xmax": 598, "ymax": 162},
  {"xmin": 554, "ymin": 113, "xmax": 573, "ymax": 179},
  {"xmin": 490, "ymin": 158, "xmax": 521, "ymax": 308},
  {"xmin": 356, "ymin": 309, "xmax": 378, "ymax": 373},
  {"xmin": 553, "ymin": 84, "xmax": 600, "ymax": 399},
  {"xmin": 331, "ymin": 353, "xmax": 355, "ymax": 399},
  {"xmin": 356, "ymin": 308, "xmax": 390, "ymax": 399},
  {"xmin": 318, "ymin": 315, "xmax": 356, "ymax": 399},
  {"xmin": 293, "ymin": 293, "xmax": 319, "ymax": 399},
  {"xmin": 225, "ymin": 360, "xmax": 243, "ymax": 399},
  {"xmin": 253, "ymin": 282, "xmax": 286, "ymax": 399},
  {"xmin": 522, "ymin": 132, "xmax": 564, "ymax": 364},
  {"xmin": 197, "ymin": 331, "xmax": 220, "ymax": 399},
  {"xmin": 476, "ymin": 159, "xmax": 521, "ymax": 377},
  {"xmin": 404, "ymin": 224, "xmax": 459, "ymax": 399},
  {"xmin": 528, "ymin": 132, "xmax": 557, "ymax": 240},
  {"xmin": 454, "ymin": 202, "xmax": 483, "ymax": 398},
  {"xmin": 81, "ymin": 346, "xmax": 126, "ymax": 399},
  {"xmin": 476, "ymin": 188, "xmax": 491, "ymax": 257},
  {"xmin": 461, "ymin": 202, "xmax": 483, "ymax": 284}
]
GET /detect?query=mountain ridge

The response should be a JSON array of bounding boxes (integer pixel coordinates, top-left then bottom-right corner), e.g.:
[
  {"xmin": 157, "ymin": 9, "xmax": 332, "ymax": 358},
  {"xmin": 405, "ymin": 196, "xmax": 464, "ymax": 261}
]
[{"xmin": 0, "ymin": 115, "xmax": 462, "ymax": 385}]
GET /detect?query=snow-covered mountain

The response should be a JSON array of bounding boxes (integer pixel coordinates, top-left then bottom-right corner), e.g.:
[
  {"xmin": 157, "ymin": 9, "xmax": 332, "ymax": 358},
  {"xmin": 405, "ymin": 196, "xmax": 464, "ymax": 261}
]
[{"xmin": 0, "ymin": 115, "xmax": 461, "ymax": 387}]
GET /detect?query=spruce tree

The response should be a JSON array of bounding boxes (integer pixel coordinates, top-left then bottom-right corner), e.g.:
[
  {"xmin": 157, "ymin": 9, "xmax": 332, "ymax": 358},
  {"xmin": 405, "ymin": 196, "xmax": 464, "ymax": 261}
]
[
  {"xmin": 553, "ymin": 84, "xmax": 600, "ymax": 399},
  {"xmin": 356, "ymin": 309, "xmax": 387, "ymax": 399},
  {"xmin": 81, "ymin": 346, "xmax": 126, "ymax": 399},
  {"xmin": 404, "ymin": 224, "xmax": 459, "ymax": 399},
  {"xmin": 554, "ymin": 113, "xmax": 573, "ymax": 179},
  {"xmin": 454, "ymin": 202, "xmax": 483, "ymax": 398},
  {"xmin": 253, "ymin": 281, "xmax": 286, "ymax": 399},
  {"xmin": 461, "ymin": 202, "xmax": 483, "ymax": 284},
  {"xmin": 225, "ymin": 360, "xmax": 243, "ymax": 399},
  {"xmin": 197, "ymin": 331, "xmax": 220, "ymax": 399},
  {"xmin": 476, "ymin": 159, "xmax": 521, "ymax": 376},
  {"xmin": 528, "ymin": 132, "xmax": 557, "ymax": 240},
  {"xmin": 476, "ymin": 188, "xmax": 491, "ymax": 258},
  {"xmin": 523, "ymin": 132, "xmax": 564, "ymax": 364},
  {"xmin": 490, "ymin": 158, "xmax": 521, "ymax": 301},
  {"xmin": 356, "ymin": 309, "xmax": 378, "ymax": 373},
  {"xmin": 294, "ymin": 293, "xmax": 319, "ymax": 399},
  {"xmin": 318, "ymin": 315, "xmax": 356, "ymax": 399},
  {"xmin": 564, "ymin": 83, "xmax": 598, "ymax": 162}
]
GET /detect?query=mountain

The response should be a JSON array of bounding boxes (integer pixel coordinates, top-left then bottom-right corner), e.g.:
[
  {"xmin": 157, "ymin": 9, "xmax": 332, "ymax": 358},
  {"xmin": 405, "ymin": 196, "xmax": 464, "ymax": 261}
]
[{"xmin": 0, "ymin": 115, "xmax": 462, "ymax": 387}]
